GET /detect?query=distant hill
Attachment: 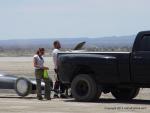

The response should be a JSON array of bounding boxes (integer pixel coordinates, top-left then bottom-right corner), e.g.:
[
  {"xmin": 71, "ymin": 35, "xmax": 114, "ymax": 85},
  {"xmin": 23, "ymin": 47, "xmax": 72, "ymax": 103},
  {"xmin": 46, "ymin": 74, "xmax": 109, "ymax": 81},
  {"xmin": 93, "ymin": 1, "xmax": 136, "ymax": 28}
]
[{"xmin": 0, "ymin": 35, "xmax": 135, "ymax": 49}]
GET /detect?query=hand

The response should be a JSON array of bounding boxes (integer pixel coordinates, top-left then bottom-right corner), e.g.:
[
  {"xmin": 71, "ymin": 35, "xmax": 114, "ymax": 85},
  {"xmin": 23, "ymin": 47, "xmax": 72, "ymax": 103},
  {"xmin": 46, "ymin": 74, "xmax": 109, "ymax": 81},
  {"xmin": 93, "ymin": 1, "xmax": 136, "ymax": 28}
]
[{"xmin": 44, "ymin": 67, "xmax": 49, "ymax": 70}]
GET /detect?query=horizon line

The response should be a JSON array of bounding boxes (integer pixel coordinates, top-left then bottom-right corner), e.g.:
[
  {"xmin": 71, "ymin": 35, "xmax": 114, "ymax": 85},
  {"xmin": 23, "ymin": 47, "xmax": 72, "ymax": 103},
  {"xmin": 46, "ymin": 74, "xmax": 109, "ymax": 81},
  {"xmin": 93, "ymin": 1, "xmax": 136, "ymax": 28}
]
[{"xmin": 0, "ymin": 34, "xmax": 135, "ymax": 41}]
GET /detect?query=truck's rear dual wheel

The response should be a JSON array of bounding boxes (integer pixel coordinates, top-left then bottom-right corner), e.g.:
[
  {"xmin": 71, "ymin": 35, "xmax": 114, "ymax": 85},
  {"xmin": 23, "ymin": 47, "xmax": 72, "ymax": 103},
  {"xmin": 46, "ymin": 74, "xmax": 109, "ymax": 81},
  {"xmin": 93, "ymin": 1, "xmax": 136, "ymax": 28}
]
[
  {"xmin": 111, "ymin": 87, "xmax": 140, "ymax": 100},
  {"xmin": 71, "ymin": 74, "xmax": 101, "ymax": 102}
]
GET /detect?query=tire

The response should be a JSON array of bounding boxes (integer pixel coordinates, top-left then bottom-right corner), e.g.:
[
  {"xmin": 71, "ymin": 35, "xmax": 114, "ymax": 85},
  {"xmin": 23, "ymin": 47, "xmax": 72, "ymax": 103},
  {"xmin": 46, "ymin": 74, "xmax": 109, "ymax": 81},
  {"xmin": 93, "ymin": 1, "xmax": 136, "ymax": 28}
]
[
  {"xmin": 71, "ymin": 74, "xmax": 101, "ymax": 102},
  {"xmin": 94, "ymin": 89, "xmax": 102, "ymax": 101},
  {"xmin": 111, "ymin": 87, "xmax": 140, "ymax": 100},
  {"xmin": 133, "ymin": 88, "xmax": 140, "ymax": 98},
  {"xmin": 15, "ymin": 77, "xmax": 32, "ymax": 97}
]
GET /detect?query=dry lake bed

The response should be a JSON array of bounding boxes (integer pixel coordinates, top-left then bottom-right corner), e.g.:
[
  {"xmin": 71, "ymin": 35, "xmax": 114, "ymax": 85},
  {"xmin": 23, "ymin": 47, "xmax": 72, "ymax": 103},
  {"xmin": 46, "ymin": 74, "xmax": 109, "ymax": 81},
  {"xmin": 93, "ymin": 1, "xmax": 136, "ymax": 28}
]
[{"xmin": 0, "ymin": 57, "xmax": 150, "ymax": 113}]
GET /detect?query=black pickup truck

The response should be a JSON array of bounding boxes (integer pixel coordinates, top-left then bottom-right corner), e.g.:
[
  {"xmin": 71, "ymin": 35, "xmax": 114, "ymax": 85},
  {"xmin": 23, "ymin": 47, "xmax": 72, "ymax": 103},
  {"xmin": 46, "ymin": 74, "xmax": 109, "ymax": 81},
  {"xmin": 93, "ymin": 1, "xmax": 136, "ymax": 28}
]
[{"xmin": 57, "ymin": 31, "xmax": 150, "ymax": 101}]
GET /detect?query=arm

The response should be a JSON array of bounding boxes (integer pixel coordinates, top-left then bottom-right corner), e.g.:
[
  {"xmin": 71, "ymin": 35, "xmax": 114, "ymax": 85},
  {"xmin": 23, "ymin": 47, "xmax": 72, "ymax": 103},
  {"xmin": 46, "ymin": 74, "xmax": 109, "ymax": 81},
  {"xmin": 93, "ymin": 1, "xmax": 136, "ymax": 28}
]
[
  {"xmin": 33, "ymin": 57, "xmax": 40, "ymax": 68},
  {"xmin": 52, "ymin": 49, "xmax": 60, "ymax": 70}
]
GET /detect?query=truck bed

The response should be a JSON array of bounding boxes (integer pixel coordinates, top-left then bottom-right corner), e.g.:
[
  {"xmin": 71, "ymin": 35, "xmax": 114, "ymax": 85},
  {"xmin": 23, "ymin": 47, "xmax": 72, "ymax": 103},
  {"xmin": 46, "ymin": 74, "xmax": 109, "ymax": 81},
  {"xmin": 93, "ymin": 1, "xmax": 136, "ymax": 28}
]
[{"xmin": 58, "ymin": 51, "xmax": 131, "ymax": 84}]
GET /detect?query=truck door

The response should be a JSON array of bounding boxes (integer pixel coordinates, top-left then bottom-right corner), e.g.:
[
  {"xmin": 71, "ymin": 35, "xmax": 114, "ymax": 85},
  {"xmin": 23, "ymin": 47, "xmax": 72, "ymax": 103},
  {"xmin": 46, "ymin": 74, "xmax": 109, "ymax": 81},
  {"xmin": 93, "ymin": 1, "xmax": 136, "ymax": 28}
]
[{"xmin": 132, "ymin": 35, "xmax": 150, "ymax": 83}]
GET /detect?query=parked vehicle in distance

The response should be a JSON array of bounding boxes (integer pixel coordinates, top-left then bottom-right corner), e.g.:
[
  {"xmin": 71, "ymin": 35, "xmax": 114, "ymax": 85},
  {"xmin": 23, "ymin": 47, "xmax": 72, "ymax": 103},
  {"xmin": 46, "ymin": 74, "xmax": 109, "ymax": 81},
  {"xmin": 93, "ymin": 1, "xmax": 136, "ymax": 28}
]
[{"xmin": 57, "ymin": 31, "xmax": 150, "ymax": 101}]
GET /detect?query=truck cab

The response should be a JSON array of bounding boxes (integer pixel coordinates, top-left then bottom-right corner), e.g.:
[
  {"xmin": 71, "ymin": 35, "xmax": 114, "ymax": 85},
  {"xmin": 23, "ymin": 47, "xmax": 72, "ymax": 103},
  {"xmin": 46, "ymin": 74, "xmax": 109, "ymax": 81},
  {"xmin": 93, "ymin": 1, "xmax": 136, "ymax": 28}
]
[{"xmin": 131, "ymin": 31, "xmax": 150, "ymax": 84}]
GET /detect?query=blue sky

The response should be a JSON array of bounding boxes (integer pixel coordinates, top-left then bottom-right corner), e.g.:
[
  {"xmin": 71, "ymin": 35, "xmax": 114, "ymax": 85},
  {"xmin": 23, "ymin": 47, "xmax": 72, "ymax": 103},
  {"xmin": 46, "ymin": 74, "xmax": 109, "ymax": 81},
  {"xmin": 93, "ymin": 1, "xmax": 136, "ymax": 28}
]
[{"xmin": 0, "ymin": 0, "xmax": 150, "ymax": 39}]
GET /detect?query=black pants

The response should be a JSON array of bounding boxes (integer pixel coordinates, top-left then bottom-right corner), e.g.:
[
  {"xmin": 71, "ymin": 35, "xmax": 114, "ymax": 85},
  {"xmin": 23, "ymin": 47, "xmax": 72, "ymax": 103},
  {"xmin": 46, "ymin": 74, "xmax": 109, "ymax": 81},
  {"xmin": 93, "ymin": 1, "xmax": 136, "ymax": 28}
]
[{"xmin": 54, "ymin": 69, "xmax": 66, "ymax": 94}]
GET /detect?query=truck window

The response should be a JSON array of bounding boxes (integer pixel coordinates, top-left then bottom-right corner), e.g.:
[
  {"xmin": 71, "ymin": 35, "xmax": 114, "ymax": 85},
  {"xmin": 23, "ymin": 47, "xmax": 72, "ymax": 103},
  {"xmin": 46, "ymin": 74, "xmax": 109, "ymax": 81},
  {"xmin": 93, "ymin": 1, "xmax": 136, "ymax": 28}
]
[{"xmin": 139, "ymin": 35, "xmax": 150, "ymax": 51}]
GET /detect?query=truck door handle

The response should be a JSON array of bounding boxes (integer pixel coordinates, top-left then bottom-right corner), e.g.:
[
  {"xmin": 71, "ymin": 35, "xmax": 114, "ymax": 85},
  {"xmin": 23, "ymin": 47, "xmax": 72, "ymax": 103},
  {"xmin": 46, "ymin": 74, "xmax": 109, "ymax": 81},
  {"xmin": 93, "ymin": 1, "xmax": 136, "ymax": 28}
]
[{"xmin": 133, "ymin": 56, "xmax": 143, "ymax": 59}]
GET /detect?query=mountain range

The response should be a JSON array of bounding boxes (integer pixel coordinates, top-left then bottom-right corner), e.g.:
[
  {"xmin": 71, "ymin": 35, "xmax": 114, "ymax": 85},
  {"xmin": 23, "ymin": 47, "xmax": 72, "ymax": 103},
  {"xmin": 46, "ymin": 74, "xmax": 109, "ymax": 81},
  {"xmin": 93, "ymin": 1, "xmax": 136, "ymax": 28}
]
[{"xmin": 0, "ymin": 35, "xmax": 136, "ymax": 49}]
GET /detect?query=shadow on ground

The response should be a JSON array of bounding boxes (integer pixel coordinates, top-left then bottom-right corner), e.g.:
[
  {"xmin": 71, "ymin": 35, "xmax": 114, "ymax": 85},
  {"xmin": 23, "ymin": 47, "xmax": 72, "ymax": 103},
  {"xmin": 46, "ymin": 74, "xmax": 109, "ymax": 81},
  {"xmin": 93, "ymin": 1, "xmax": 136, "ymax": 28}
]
[
  {"xmin": 63, "ymin": 98, "xmax": 150, "ymax": 105},
  {"xmin": 1, "ymin": 95, "xmax": 150, "ymax": 105},
  {"xmin": 0, "ymin": 96, "xmax": 36, "ymax": 99}
]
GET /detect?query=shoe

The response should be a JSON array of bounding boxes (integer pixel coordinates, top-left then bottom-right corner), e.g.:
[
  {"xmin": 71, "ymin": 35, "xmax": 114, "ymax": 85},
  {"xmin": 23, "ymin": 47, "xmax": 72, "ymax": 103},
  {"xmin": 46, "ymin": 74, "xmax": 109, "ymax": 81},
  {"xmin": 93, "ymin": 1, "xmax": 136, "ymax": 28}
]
[
  {"xmin": 69, "ymin": 94, "xmax": 73, "ymax": 98},
  {"xmin": 60, "ymin": 94, "xmax": 67, "ymax": 98},
  {"xmin": 53, "ymin": 94, "xmax": 59, "ymax": 98},
  {"xmin": 37, "ymin": 96, "xmax": 43, "ymax": 100},
  {"xmin": 45, "ymin": 97, "xmax": 51, "ymax": 100}
]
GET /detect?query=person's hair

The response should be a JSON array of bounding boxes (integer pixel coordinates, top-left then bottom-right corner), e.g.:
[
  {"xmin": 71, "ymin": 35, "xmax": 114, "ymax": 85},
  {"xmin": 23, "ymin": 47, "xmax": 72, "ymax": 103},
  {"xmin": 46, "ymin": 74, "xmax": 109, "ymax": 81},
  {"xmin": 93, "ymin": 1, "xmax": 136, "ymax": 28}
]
[
  {"xmin": 53, "ymin": 40, "xmax": 59, "ymax": 47},
  {"xmin": 36, "ymin": 48, "xmax": 45, "ymax": 55}
]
